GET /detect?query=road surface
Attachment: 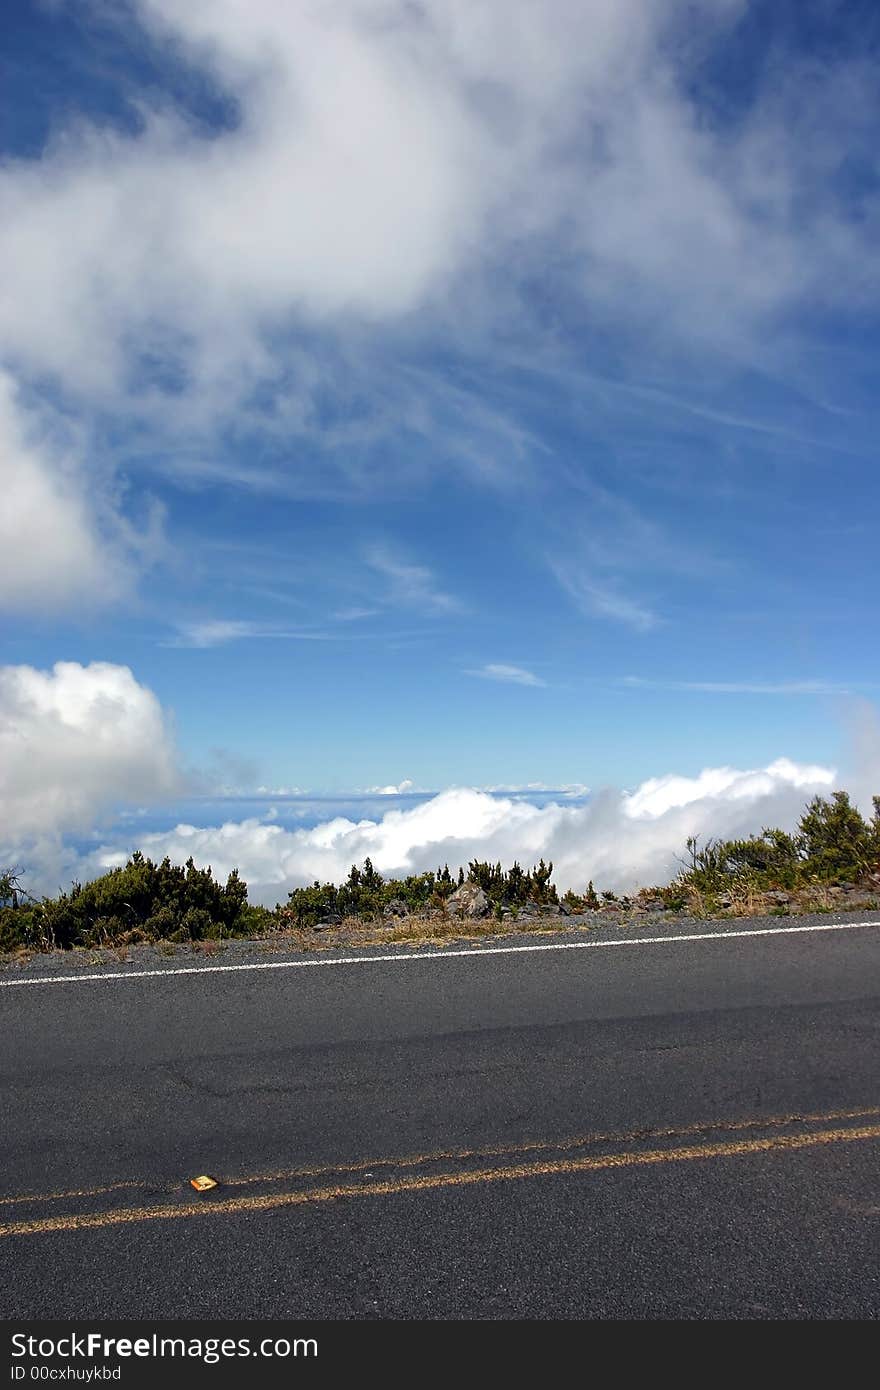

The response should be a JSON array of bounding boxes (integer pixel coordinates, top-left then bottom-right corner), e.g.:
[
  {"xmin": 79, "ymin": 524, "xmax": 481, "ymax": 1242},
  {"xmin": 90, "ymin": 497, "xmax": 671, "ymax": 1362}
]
[{"xmin": 1, "ymin": 914, "xmax": 879, "ymax": 1319}]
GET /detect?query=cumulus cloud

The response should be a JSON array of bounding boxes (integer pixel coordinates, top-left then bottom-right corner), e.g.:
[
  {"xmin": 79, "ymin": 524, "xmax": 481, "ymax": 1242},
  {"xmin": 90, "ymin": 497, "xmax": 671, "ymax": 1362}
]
[
  {"xmin": 365, "ymin": 779, "xmax": 416, "ymax": 795},
  {"xmin": 84, "ymin": 756, "xmax": 840, "ymax": 905},
  {"xmin": 0, "ymin": 662, "xmax": 180, "ymax": 851},
  {"xmin": 622, "ymin": 758, "xmax": 835, "ymax": 818}
]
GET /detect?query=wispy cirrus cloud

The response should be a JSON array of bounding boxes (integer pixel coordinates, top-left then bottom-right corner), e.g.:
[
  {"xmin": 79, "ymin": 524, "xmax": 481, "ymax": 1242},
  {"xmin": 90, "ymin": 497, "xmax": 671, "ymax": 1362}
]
[
  {"xmin": 622, "ymin": 677, "xmax": 861, "ymax": 696},
  {"xmin": 365, "ymin": 545, "xmax": 462, "ymax": 616},
  {"xmin": 551, "ymin": 566, "xmax": 659, "ymax": 632},
  {"xmin": 582, "ymin": 586, "xmax": 660, "ymax": 632},
  {"xmin": 166, "ymin": 620, "xmax": 336, "ymax": 649},
  {"xmin": 542, "ymin": 476, "xmax": 717, "ymax": 633},
  {"xmin": 3, "ymin": 2, "xmax": 880, "ymax": 617},
  {"xmin": 333, "ymin": 607, "xmax": 379, "ymax": 622},
  {"xmin": 466, "ymin": 663, "xmax": 546, "ymax": 687}
]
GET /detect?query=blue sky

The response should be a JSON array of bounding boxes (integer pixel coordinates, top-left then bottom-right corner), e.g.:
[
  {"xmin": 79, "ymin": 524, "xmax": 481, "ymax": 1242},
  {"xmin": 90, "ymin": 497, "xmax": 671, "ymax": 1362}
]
[{"xmin": 1, "ymin": 2, "xmax": 879, "ymax": 895}]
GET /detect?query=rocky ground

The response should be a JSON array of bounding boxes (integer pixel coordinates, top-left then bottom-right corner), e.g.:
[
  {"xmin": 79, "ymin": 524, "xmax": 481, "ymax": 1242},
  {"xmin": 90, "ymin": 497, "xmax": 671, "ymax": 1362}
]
[{"xmin": 282, "ymin": 874, "xmax": 880, "ymax": 934}]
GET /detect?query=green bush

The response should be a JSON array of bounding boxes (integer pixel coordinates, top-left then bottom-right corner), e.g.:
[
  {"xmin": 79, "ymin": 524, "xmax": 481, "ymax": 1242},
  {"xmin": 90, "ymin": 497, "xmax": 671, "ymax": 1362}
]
[
  {"xmin": 4, "ymin": 852, "xmax": 257, "ymax": 950},
  {"xmin": 0, "ymin": 905, "xmax": 35, "ymax": 952},
  {"xmin": 465, "ymin": 858, "xmax": 558, "ymax": 907},
  {"xmin": 675, "ymin": 791, "xmax": 880, "ymax": 897},
  {"xmin": 283, "ymin": 859, "xmax": 458, "ymax": 926},
  {"xmin": 798, "ymin": 791, "xmax": 876, "ymax": 881}
]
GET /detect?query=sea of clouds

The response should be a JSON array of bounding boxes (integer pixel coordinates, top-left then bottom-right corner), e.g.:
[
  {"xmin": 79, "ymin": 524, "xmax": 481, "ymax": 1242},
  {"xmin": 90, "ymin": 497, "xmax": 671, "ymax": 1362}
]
[{"xmin": 3, "ymin": 660, "xmax": 875, "ymax": 907}]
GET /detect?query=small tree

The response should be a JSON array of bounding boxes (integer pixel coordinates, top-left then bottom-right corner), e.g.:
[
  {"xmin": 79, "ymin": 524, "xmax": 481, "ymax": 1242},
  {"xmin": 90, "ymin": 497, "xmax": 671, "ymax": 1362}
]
[
  {"xmin": 361, "ymin": 857, "xmax": 383, "ymax": 892},
  {"xmin": 531, "ymin": 859, "xmax": 557, "ymax": 904},
  {"xmin": 799, "ymin": 792, "xmax": 872, "ymax": 880}
]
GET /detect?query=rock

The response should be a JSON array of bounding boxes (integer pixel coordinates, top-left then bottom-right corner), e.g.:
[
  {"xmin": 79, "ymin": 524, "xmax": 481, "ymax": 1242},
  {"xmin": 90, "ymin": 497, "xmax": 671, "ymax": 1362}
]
[
  {"xmin": 763, "ymin": 890, "xmax": 792, "ymax": 905},
  {"xmin": 383, "ymin": 897, "xmax": 409, "ymax": 919},
  {"xmin": 447, "ymin": 882, "xmax": 490, "ymax": 918},
  {"xmin": 313, "ymin": 913, "xmax": 342, "ymax": 931},
  {"xmin": 640, "ymin": 899, "xmax": 665, "ymax": 912}
]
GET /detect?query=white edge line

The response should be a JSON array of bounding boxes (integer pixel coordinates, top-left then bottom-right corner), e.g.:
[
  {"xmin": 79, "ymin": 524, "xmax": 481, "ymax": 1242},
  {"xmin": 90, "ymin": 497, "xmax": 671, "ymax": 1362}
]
[{"xmin": 1, "ymin": 919, "xmax": 879, "ymax": 988}]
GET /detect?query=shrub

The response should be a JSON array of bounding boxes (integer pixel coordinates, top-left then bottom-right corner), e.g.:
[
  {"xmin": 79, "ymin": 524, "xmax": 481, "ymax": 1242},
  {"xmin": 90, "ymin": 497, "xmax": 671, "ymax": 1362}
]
[
  {"xmin": 798, "ymin": 791, "xmax": 874, "ymax": 881},
  {"xmin": 3, "ymin": 854, "xmax": 258, "ymax": 950},
  {"xmin": 465, "ymin": 859, "xmax": 559, "ymax": 907}
]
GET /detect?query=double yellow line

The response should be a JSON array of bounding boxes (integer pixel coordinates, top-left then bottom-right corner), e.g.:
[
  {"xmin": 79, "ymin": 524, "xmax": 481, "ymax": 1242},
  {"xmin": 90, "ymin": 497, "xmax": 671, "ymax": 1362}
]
[{"xmin": 2, "ymin": 1105, "xmax": 878, "ymax": 1240}]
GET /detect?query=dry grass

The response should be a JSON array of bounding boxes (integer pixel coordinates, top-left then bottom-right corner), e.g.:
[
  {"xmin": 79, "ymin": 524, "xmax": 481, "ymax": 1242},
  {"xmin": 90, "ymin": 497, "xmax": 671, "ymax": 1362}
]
[
  {"xmin": 798, "ymin": 883, "xmax": 835, "ymax": 914},
  {"xmin": 254, "ymin": 909, "xmax": 594, "ymax": 954},
  {"xmin": 722, "ymin": 880, "xmax": 765, "ymax": 918},
  {"xmin": 681, "ymin": 882, "xmax": 707, "ymax": 918},
  {"xmin": 194, "ymin": 938, "xmax": 227, "ymax": 957}
]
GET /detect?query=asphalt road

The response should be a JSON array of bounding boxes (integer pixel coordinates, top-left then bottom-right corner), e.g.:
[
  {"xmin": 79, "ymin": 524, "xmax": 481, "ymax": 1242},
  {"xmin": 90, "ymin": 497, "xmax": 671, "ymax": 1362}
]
[{"xmin": 1, "ymin": 914, "xmax": 879, "ymax": 1320}]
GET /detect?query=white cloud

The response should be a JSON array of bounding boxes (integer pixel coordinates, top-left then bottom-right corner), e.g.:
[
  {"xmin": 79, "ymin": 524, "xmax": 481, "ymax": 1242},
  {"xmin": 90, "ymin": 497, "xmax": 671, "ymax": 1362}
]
[
  {"xmin": 551, "ymin": 566, "xmax": 659, "ymax": 631},
  {"xmin": 622, "ymin": 758, "xmax": 835, "ymax": 819},
  {"xmin": 0, "ymin": 1, "xmax": 486, "ymax": 400},
  {"xmin": 365, "ymin": 779, "xmax": 416, "ymax": 795},
  {"xmin": 0, "ymin": 371, "xmax": 156, "ymax": 613},
  {"xmin": 365, "ymin": 545, "xmax": 460, "ymax": 614},
  {"xmin": 622, "ymin": 678, "xmax": 858, "ymax": 696},
  {"xmin": 83, "ymin": 755, "xmax": 842, "ymax": 905},
  {"xmin": 165, "ymin": 619, "xmax": 335, "ymax": 648},
  {"xmin": 334, "ymin": 607, "xmax": 379, "ymax": 622},
  {"xmin": 0, "ymin": 661, "xmax": 180, "ymax": 848},
  {"xmin": 842, "ymin": 700, "xmax": 880, "ymax": 815},
  {"xmin": 467, "ymin": 664, "xmax": 546, "ymax": 687},
  {"xmin": 1, "ymin": 3, "xmax": 878, "ymax": 616},
  {"xmin": 0, "ymin": 2, "xmax": 875, "ymax": 421},
  {"xmin": 168, "ymin": 620, "xmax": 265, "ymax": 649}
]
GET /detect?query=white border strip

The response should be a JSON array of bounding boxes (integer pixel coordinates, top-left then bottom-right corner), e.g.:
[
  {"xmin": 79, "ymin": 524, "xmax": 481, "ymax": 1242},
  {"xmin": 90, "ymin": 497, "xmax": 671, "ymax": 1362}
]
[{"xmin": 1, "ymin": 919, "xmax": 878, "ymax": 989}]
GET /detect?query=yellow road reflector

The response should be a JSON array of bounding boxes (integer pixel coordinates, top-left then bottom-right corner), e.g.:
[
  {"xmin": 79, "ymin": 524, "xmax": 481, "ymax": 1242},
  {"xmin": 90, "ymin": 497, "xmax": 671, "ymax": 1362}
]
[{"xmin": 190, "ymin": 1175, "xmax": 218, "ymax": 1192}]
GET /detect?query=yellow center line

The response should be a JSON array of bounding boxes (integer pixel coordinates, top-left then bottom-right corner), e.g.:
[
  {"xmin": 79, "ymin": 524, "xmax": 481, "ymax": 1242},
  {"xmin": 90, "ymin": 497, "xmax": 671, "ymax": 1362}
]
[
  {"xmin": 0, "ymin": 1178, "xmax": 144, "ymax": 1208},
  {"xmin": 2, "ymin": 1104, "xmax": 878, "ymax": 1210},
  {"xmin": 2, "ymin": 1121, "xmax": 878, "ymax": 1240},
  {"xmin": 220, "ymin": 1103, "xmax": 880, "ymax": 1189}
]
